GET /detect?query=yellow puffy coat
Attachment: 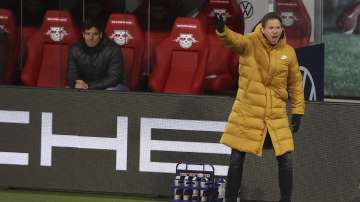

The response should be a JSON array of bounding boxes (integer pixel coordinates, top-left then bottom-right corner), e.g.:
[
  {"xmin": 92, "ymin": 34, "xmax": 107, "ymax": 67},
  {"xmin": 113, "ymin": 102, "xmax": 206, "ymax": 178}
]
[{"xmin": 217, "ymin": 25, "xmax": 305, "ymax": 156}]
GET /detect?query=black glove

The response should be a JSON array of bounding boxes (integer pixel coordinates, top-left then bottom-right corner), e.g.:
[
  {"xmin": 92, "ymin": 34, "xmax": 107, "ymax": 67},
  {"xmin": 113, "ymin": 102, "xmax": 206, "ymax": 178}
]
[
  {"xmin": 291, "ymin": 114, "xmax": 302, "ymax": 133},
  {"xmin": 213, "ymin": 13, "xmax": 225, "ymax": 33}
]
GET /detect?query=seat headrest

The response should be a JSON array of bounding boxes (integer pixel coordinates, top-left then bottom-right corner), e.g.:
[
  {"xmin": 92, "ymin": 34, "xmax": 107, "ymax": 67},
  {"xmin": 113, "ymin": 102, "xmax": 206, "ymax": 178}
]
[
  {"xmin": 170, "ymin": 17, "xmax": 206, "ymax": 51},
  {"xmin": 0, "ymin": 9, "xmax": 16, "ymax": 36},
  {"xmin": 105, "ymin": 13, "xmax": 143, "ymax": 47},
  {"xmin": 207, "ymin": 0, "xmax": 240, "ymax": 17},
  {"xmin": 41, "ymin": 10, "xmax": 79, "ymax": 44},
  {"xmin": 203, "ymin": 0, "xmax": 243, "ymax": 33},
  {"xmin": 276, "ymin": 0, "xmax": 307, "ymax": 27}
]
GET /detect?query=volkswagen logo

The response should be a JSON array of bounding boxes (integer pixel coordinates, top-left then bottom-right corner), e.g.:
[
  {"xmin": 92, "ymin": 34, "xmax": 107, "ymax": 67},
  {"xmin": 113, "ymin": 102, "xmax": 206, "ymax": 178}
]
[
  {"xmin": 239, "ymin": 1, "xmax": 254, "ymax": 19},
  {"xmin": 300, "ymin": 66, "xmax": 317, "ymax": 101}
]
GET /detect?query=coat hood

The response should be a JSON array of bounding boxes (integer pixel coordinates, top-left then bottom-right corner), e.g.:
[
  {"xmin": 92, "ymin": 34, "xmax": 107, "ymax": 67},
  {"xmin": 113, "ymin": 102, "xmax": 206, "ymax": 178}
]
[{"xmin": 253, "ymin": 24, "xmax": 287, "ymax": 50}]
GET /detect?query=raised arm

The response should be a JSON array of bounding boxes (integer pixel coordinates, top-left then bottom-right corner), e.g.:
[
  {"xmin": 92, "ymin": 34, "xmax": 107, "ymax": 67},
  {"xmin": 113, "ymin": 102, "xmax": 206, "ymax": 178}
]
[{"xmin": 214, "ymin": 14, "xmax": 250, "ymax": 55}]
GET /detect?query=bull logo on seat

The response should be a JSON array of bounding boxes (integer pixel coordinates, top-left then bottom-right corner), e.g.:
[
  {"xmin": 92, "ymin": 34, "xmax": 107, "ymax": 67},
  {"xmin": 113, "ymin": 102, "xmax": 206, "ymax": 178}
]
[
  {"xmin": 110, "ymin": 30, "xmax": 133, "ymax": 46},
  {"xmin": 0, "ymin": 25, "xmax": 9, "ymax": 33},
  {"xmin": 175, "ymin": 33, "xmax": 198, "ymax": 49},
  {"xmin": 210, "ymin": 9, "xmax": 232, "ymax": 21},
  {"xmin": 46, "ymin": 26, "xmax": 68, "ymax": 42},
  {"xmin": 280, "ymin": 12, "xmax": 298, "ymax": 27}
]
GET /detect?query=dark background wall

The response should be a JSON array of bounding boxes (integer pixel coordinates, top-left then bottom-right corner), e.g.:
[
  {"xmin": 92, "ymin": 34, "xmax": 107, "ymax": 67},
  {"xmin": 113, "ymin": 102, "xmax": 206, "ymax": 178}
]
[{"xmin": 0, "ymin": 86, "xmax": 359, "ymax": 202}]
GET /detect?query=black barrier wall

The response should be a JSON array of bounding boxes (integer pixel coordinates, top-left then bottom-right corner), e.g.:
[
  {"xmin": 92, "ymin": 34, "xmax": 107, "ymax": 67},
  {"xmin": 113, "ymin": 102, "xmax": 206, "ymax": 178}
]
[{"xmin": 0, "ymin": 87, "xmax": 359, "ymax": 202}]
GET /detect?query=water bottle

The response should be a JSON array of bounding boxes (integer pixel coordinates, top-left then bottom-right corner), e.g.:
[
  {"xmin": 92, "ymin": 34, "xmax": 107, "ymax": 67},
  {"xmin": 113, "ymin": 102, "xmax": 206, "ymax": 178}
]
[
  {"xmin": 174, "ymin": 187, "xmax": 183, "ymax": 200},
  {"xmin": 200, "ymin": 176, "xmax": 209, "ymax": 189},
  {"xmin": 200, "ymin": 189, "xmax": 208, "ymax": 202},
  {"xmin": 192, "ymin": 176, "xmax": 200, "ymax": 187},
  {"xmin": 200, "ymin": 175, "xmax": 209, "ymax": 202},
  {"xmin": 216, "ymin": 177, "xmax": 226, "ymax": 202},
  {"xmin": 191, "ymin": 177, "xmax": 201, "ymax": 202},
  {"xmin": 174, "ymin": 175, "xmax": 181, "ymax": 186},
  {"xmin": 183, "ymin": 187, "xmax": 193, "ymax": 201},
  {"xmin": 173, "ymin": 175, "xmax": 183, "ymax": 200},
  {"xmin": 184, "ymin": 176, "xmax": 193, "ymax": 187},
  {"xmin": 183, "ymin": 176, "xmax": 193, "ymax": 201}
]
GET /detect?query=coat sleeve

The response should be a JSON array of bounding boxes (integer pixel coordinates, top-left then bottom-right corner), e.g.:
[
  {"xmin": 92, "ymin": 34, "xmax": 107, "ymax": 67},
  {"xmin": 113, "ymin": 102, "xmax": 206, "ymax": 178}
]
[
  {"xmin": 88, "ymin": 46, "xmax": 124, "ymax": 90},
  {"xmin": 67, "ymin": 46, "xmax": 79, "ymax": 88},
  {"xmin": 216, "ymin": 26, "xmax": 251, "ymax": 55},
  {"xmin": 287, "ymin": 48, "xmax": 305, "ymax": 115}
]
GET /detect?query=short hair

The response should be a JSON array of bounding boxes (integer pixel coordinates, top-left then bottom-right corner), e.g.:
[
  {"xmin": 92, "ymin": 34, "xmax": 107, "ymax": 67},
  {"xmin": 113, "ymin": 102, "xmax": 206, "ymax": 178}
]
[
  {"xmin": 81, "ymin": 19, "xmax": 103, "ymax": 33},
  {"xmin": 260, "ymin": 12, "xmax": 283, "ymax": 28}
]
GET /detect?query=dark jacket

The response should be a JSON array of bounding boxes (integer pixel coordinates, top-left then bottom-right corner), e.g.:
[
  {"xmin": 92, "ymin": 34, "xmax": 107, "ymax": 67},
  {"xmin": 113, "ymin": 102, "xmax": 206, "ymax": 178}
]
[{"xmin": 67, "ymin": 37, "xmax": 124, "ymax": 90}]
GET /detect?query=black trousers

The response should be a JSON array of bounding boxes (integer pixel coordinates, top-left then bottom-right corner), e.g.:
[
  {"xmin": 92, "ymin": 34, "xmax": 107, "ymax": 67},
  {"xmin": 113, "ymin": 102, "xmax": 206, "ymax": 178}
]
[{"xmin": 225, "ymin": 149, "xmax": 293, "ymax": 202}]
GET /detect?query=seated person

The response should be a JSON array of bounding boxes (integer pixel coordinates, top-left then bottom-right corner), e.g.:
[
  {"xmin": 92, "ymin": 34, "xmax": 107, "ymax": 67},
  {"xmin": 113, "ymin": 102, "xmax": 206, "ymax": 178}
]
[
  {"xmin": 0, "ymin": 27, "xmax": 8, "ymax": 83},
  {"xmin": 67, "ymin": 20, "xmax": 126, "ymax": 90}
]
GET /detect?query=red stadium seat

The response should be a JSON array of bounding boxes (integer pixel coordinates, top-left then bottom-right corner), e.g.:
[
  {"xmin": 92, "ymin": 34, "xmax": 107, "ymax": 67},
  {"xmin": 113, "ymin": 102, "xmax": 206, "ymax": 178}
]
[
  {"xmin": 21, "ymin": 27, "xmax": 39, "ymax": 43},
  {"xmin": 20, "ymin": 26, "xmax": 40, "ymax": 67},
  {"xmin": 199, "ymin": 0, "xmax": 244, "ymax": 92},
  {"xmin": 133, "ymin": 0, "xmax": 184, "ymax": 83},
  {"xmin": 0, "ymin": 8, "xmax": 18, "ymax": 84},
  {"xmin": 141, "ymin": 31, "xmax": 169, "ymax": 78},
  {"xmin": 149, "ymin": 17, "xmax": 209, "ymax": 94},
  {"xmin": 205, "ymin": 35, "xmax": 237, "ymax": 92},
  {"xmin": 21, "ymin": 10, "xmax": 80, "ymax": 87},
  {"xmin": 275, "ymin": 0, "xmax": 312, "ymax": 48},
  {"xmin": 105, "ymin": 13, "xmax": 145, "ymax": 90}
]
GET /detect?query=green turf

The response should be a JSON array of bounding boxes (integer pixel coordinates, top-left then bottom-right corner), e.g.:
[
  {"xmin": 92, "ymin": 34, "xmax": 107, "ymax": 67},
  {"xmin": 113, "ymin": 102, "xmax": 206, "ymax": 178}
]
[
  {"xmin": 0, "ymin": 190, "xmax": 269, "ymax": 202},
  {"xmin": 0, "ymin": 190, "xmax": 168, "ymax": 202},
  {"xmin": 324, "ymin": 32, "xmax": 360, "ymax": 97}
]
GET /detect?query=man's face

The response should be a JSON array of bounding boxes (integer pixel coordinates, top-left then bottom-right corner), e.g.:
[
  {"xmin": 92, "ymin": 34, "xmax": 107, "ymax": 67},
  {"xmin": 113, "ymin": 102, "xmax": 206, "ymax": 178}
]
[
  {"xmin": 83, "ymin": 26, "xmax": 102, "ymax": 47},
  {"xmin": 261, "ymin": 19, "xmax": 283, "ymax": 45}
]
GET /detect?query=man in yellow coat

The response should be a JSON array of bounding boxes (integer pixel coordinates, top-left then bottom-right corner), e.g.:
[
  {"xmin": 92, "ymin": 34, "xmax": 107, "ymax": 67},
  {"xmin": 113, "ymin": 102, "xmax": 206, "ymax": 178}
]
[{"xmin": 214, "ymin": 12, "xmax": 305, "ymax": 202}]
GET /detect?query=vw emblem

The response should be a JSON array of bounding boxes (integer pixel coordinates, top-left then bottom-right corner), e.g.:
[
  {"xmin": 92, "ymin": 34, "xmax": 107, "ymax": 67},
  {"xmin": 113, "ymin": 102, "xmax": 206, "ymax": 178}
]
[
  {"xmin": 300, "ymin": 66, "xmax": 317, "ymax": 101},
  {"xmin": 240, "ymin": 1, "xmax": 254, "ymax": 19}
]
